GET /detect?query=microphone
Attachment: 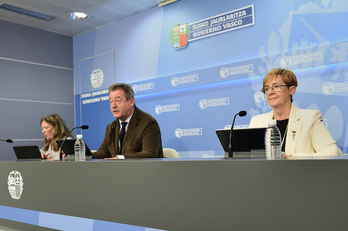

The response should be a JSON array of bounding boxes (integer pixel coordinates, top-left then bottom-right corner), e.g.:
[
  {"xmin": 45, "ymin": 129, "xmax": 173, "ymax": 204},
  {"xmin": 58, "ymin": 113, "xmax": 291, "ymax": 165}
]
[
  {"xmin": 0, "ymin": 139, "xmax": 13, "ymax": 143},
  {"xmin": 79, "ymin": 125, "xmax": 89, "ymax": 130},
  {"xmin": 59, "ymin": 125, "xmax": 89, "ymax": 159},
  {"xmin": 228, "ymin": 110, "xmax": 247, "ymax": 157}
]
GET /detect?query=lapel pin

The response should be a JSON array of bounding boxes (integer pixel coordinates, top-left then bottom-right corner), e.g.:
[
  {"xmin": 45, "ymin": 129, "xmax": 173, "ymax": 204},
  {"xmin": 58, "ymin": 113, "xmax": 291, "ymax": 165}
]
[{"xmin": 292, "ymin": 131, "xmax": 296, "ymax": 140}]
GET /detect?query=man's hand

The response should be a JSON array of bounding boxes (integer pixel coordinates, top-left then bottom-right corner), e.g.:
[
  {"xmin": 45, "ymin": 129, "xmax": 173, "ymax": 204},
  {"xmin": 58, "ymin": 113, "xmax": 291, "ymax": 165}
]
[{"xmin": 105, "ymin": 156, "xmax": 119, "ymax": 160}]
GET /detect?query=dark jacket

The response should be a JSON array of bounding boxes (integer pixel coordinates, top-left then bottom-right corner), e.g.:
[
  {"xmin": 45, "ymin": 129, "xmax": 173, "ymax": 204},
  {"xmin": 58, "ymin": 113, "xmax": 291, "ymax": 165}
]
[{"xmin": 94, "ymin": 107, "xmax": 163, "ymax": 158}]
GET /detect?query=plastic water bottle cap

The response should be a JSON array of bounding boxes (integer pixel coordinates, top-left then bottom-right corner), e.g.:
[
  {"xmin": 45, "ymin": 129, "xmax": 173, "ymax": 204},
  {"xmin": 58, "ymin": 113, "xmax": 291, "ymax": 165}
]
[
  {"xmin": 76, "ymin": 134, "xmax": 83, "ymax": 139},
  {"xmin": 268, "ymin": 119, "xmax": 277, "ymax": 126}
]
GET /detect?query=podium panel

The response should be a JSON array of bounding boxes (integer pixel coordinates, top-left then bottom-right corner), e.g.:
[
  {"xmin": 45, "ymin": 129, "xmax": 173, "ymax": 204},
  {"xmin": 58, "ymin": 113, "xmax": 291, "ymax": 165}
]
[{"xmin": 0, "ymin": 157, "xmax": 348, "ymax": 230}]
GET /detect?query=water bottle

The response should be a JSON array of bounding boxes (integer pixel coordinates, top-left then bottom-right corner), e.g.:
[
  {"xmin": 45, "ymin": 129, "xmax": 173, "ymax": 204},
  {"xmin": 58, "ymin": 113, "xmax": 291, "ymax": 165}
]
[
  {"xmin": 74, "ymin": 134, "xmax": 86, "ymax": 161},
  {"xmin": 265, "ymin": 119, "xmax": 282, "ymax": 159}
]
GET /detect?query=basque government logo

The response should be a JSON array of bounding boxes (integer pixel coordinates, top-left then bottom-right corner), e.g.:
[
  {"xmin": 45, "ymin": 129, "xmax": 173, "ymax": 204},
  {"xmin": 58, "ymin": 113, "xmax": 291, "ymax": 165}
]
[
  {"xmin": 170, "ymin": 23, "xmax": 190, "ymax": 50},
  {"xmin": 8, "ymin": 170, "xmax": 24, "ymax": 200},
  {"xmin": 169, "ymin": 6, "xmax": 254, "ymax": 50},
  {"xmin": 90, "ymin": 69, "xmax": 104, "ymax": 89}
]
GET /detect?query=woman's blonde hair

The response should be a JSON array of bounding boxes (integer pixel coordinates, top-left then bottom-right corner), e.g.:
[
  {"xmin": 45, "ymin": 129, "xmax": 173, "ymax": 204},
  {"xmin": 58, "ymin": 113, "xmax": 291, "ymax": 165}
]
[{"xmin": 40, "ymin": 114, "xmax": 70, "ymax": 152}]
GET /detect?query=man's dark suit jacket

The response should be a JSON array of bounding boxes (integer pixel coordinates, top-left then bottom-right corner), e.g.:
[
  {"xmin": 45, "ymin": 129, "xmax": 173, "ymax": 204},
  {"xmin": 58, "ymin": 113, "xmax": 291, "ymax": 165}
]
[{"xmin": 93, "ymin": 106, "xmax": 163, "ymax": 158}]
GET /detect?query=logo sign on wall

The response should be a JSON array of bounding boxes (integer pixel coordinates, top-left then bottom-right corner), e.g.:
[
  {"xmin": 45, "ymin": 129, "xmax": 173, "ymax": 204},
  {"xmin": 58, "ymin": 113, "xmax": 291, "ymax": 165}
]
[
  {"xmin": 90, "ymin": 69, "xmax": 104, "ymax": 89},
  {"xmin": 155, "ymin": 104, "xmax": 180, "ymax": 114},
  {"xmin": 7, "ymin": 170, "xmax": 24, "ymax": 200},
  {"xmin": 170, "ymin": 23, "xmax": 191, "ymax": 49},
  {"xmin": 170, "ymin": 5, "xmax": 255, "ymax": 50}
]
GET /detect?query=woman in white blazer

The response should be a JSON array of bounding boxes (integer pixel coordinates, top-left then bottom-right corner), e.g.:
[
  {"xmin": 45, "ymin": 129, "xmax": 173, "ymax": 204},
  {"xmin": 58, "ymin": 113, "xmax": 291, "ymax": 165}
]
[{"xmin": 249, "ymin": 68, "xmax": 342, "ymax": 156}]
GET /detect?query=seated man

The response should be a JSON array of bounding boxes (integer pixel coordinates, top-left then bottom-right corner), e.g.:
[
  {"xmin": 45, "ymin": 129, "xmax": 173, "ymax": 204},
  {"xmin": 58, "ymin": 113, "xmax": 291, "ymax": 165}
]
[{"xmin": 93, "ymin": 83, "xmax": 163, "ymax": 159}]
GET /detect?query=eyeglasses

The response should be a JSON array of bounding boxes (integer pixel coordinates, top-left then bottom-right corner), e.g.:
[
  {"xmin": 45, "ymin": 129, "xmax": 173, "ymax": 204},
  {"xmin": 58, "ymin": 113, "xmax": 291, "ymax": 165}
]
[
  {"xmin": 261, "ymin": 84, "xmax": 290, "ymax": 94},
  {"xmin": 109, "ymin": 98, "xmax": 122, "ymax": 104}
]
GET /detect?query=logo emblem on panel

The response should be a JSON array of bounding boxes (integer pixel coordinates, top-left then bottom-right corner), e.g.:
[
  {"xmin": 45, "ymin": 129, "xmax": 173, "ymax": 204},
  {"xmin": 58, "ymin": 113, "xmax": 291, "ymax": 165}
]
[
  {"xmin": 170, "ymin": 23, "xmax": 190, "ymax": 50},
  {"xmin": 90, "ymin": 69, "xmax": 104, "ymax": 89},
  {"xmin": 155, "ymin": 105, "xmax": 163, "ymax": 115},
  {"xmin": 8, "ymin": 170, "xmax": 24, "ymax": 200},
  {"xmin": 199, "ymin": 99, "xmax": 208, "ymax": 109}
]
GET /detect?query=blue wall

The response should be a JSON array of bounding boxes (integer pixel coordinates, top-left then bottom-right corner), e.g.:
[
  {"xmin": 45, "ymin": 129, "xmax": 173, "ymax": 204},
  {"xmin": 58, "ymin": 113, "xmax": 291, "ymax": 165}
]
[
  {"xmin": 74, "ymin": 0, "xmax": 348, "ymax": 157},
  {"xmin": 0, "ymin": 20, "xmax": 74, "ymax": 160}
]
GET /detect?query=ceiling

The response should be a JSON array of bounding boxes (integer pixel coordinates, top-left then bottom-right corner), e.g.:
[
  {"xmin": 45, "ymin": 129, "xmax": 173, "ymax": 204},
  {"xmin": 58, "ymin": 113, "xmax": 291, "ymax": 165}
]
[{"xmin": 0, "ymin": 0, "xmax": 163, "ymax": 36}]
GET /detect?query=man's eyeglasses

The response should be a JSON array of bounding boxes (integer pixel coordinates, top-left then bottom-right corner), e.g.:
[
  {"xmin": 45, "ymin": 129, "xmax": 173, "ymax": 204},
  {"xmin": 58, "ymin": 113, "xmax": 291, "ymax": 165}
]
[{"xmin": 261, "ymin": 84, "xmax": 290, "ymax": 94}]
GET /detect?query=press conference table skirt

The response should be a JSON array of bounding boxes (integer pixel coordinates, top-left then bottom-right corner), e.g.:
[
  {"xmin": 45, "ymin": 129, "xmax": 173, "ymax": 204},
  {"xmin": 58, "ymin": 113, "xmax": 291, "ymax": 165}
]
[{"xmin": 0, "ymin": 156, "xmax": 348, "ymax": 231}]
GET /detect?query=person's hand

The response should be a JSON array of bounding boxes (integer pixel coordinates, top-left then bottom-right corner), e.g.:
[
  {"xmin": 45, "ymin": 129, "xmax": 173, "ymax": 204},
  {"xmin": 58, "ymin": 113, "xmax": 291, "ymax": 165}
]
[
  {"xmin": 105, "ymin": 156, "xmax": 119, "ymax": 160},
  {"xmin": 41, "ymin": 153, "xmax": 49, "ymax": 159}
]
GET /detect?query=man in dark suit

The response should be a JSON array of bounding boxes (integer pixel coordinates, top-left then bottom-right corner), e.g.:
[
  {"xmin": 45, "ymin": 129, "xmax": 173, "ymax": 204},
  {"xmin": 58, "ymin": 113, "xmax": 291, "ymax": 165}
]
[{"xmin": 93, "ymin": 83, "xmax": 163, "ymax": 159}]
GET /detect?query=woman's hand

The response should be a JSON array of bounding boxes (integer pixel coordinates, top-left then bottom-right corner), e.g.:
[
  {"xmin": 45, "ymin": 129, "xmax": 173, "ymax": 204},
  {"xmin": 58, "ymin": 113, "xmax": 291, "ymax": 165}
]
[{"xmin": 41, "ymin": 153, "xmax": 49, "ymax": 159}]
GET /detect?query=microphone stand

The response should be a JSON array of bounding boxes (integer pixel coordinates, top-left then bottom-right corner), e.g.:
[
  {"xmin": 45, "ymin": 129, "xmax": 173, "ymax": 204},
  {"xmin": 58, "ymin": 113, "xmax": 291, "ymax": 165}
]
[
  {"xmin": 228, "ymin": 111, "xmax": 247, "ymax": 157},
  {"xmin": 59, "ymin": 125, "xmax": 89, "ymax": 159}
]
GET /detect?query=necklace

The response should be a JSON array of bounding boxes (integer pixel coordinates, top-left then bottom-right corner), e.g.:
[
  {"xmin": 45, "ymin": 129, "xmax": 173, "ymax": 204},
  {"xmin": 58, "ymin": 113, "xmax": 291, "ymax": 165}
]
[
  {"xmin": 273, "ymin": 115, "xmax": 289, "ymax": 150},
  {"xmin": 280, "ymin": 122, "xmax": 288, "ymax": 149}
]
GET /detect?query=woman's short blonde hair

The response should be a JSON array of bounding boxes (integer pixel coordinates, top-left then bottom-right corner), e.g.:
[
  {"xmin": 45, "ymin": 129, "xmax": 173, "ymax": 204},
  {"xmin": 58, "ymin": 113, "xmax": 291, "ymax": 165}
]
[
  {"xmin": 263, "ymin": 68, "xmax": 298, "ymax": 102},
  {"xmin": 263, "ymin": 68, "xmax": 298, "ymax": 89}
]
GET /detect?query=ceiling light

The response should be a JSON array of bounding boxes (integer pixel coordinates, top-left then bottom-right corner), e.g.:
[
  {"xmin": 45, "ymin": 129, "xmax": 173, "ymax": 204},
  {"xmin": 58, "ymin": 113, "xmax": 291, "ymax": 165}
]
[
  {"xmin": 67, "ymin": 12, "xmax": 90, "ymax": 20},
  {"xmin": 158, "ymin": 0, "xmax": 180, "ymax": 7},
  {"xmin": 0, "ymin": 3, "xmax": 54, "ymax": 21}
]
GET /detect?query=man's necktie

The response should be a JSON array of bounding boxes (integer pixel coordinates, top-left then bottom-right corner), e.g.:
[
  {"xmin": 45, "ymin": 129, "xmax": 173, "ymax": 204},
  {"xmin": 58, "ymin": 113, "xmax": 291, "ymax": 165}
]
[{"xmin": 119, "ymin": 122, "xmax": 127, "ymax": 153}]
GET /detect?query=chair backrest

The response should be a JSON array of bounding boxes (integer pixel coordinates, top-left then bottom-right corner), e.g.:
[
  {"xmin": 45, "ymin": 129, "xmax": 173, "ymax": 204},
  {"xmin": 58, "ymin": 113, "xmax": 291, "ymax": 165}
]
[{"xmin": 163, "ymin": 148, "xmax": 179, "ymax": 158}]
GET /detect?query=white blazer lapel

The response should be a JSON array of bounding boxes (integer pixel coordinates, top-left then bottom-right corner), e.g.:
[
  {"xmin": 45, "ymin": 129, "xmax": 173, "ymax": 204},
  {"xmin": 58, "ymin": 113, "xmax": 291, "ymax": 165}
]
[{"xmin": 285, "ymin": 105, "xmax": 302, "ymax": 155}]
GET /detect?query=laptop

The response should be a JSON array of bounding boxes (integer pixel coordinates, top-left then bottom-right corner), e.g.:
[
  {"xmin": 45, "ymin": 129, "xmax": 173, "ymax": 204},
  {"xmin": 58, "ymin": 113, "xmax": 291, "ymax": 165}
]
[
  {"xmin": 13, "ymin": 146, "xmax": 42, "ymax": 160},
  {"xmin": 216, "ymin": 128, "xmax": 267, "ymax": 158},
  {"xmin": 56, "ymin": 139, "xmax": 94, "ymax": 159}
]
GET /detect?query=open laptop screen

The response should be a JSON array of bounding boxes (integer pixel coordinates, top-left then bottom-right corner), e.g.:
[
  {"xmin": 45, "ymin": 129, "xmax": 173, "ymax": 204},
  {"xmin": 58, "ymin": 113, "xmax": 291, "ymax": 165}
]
[
  {"xmin": 13, "ymin": 146, "xmax": 42, "ymax": 160},
  {"xmin": 56, "ymin": 139, "xmax": 94, "ymax": 157},
  {"xmin": 216, "ymin": 128, "xmax": 267, "ymax": 157}
]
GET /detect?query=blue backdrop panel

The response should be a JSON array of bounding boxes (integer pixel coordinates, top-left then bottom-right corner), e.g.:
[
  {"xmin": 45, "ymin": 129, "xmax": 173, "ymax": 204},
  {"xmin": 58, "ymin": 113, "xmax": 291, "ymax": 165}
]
[
  {"xmin": 136, "ymin": 78, "xmax": 253, "ymax": 158},
  {"xmin": 73, "ymin": 6, "xmax": 163, "ymax": 85},
  {"xmin": 79, "ymin": 51, "xmax": 115, "ymax": 94},
  {"xmin": 74, "ymin": 0, "xmax": 348, "ymax": 157},
  {"xmin": 80, "ymin": 96, "xmax": 115, "ymax": 150}
]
